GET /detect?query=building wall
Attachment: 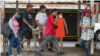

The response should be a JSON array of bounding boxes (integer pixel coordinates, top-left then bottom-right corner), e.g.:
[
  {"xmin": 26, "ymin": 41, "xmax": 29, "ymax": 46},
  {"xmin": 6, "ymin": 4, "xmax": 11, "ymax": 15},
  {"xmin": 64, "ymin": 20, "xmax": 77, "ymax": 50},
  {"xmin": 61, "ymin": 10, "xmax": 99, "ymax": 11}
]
[{"xmin": 5, "ymin": 0, "xmax": 83, "ymax": 2}]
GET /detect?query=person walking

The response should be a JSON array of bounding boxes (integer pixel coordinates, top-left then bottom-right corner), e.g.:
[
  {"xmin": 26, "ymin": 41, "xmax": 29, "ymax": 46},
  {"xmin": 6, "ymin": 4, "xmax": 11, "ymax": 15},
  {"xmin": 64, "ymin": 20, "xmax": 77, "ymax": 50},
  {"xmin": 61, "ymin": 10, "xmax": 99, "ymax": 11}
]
[
  {"xmin": 21, "ymin": 4, "xmax": 33, "ymax": 52},
  {"xmin": 8, "ymin": 11, "xmax": 22, "ymax": 56},
  {"xmin": 79, "ymin": 9, "xmax": 95, "ymax": 56},
  {"xmin": 35, "ymin": 9, "xmax": 65, "ymax": 56},
  {"xmin": 16, "ymin": 12, "xmax": 24, "ymax": 48},
  {"xmin": 54, "ymin": 12, "xmax": 68, "ymax": 51},
  {"xmin": 35, "ymin": 5, "xmax": 53, "ymax": 52}
]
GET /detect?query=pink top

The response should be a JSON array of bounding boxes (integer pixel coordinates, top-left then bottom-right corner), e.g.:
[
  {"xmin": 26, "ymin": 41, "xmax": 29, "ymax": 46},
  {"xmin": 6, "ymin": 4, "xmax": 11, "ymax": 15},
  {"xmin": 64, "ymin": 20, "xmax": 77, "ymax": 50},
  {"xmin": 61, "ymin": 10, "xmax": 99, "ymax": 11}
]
[
  {"xmin": 11, "ymin": 17, "xmax": 19, "ymax": 34},
  {"xmin": 45, "ymin": 14, "xmax": 55, "ymax": 35}
]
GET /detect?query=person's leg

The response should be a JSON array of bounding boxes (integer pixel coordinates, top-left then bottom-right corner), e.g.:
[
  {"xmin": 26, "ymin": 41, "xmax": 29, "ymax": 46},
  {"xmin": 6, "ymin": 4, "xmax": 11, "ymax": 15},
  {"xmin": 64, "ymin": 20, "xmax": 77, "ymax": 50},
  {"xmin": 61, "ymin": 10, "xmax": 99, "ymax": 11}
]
[
  {"xmin": 79, "ymin": 39, "xmax": 87, "ymax": 51},
  {"xmin": 48, "ymin": 41, "xmax": 50, "ymax": 48},
  {"xmin": 27, "ymin": 30, "xmax": 32, "ymax": 50},
  {"xmin": 8, "ymin": 34, "xmax": 16, "ymax": 55},
  {"xmin": 21, "ymin": 38, "xmax": 28, "ymax": 45},
  {"xmin": 21, "ymin": 30, "xmax": 28, "ymax": 45},
  {"xmin": 15, "ymin": 36, "xmax": 21, "ymax": 55},
  {"xmin": 60, "ymin": 38, "xmax": 63, "ymax": 51},
  {"xmin": 53, "ymin": 46, "xmax": 56, "ymax": 51},
  {"xmin": 86, "ymin": 40, "xmax": 91, "ymax": 55},
  {"xmin": 50, "ymin": 35, "xmax": 60, "ymax": 53},
  {"xmin": 20, "ymin": 29, "xmax": 23, "ymax": 42},
  {"xmin": 38, "ymin": 29, "xmax": 41, "ymax": 45},
  {"xmin": 27, "ymin": 39, "xmax": 31, "ymax": 50},
  {"xmin": 36, "ymin": 35, "xmax": 52, "ymax": 52}
]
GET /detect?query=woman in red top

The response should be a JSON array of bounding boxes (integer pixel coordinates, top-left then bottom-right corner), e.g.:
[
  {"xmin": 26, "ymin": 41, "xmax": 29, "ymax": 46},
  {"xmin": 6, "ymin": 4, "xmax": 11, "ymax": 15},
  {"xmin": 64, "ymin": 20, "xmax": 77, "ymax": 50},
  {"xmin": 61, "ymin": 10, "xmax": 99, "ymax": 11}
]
[{"xmin": 54, "ymin": 12, "xmax": 68, "ymax": 51}]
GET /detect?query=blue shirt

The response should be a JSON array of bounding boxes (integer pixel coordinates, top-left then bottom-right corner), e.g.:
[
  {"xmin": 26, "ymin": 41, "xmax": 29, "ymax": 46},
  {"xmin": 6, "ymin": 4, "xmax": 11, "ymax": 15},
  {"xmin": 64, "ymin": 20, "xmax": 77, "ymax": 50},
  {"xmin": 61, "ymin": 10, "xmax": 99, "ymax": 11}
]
[{"xmin": 22, "ymin": 10, "xmax": 32, "ymax": 30}]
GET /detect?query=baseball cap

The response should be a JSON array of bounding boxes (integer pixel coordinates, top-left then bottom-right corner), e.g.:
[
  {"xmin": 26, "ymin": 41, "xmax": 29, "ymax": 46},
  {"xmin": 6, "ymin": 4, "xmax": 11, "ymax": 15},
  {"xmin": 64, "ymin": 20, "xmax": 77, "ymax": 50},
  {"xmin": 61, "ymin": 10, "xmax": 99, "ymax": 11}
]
[{"xmin": 26, "ymin": 3, "xmax": 33, "ymax": 7}]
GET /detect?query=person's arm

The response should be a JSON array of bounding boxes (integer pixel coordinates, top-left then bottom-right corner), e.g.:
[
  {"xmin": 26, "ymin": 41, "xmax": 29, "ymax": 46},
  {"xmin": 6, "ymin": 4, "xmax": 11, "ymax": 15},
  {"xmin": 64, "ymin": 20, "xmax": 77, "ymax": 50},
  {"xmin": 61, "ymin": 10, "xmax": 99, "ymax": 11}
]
[
  {"xmin": 23, "ymin": 18, "xmax": 33, "ymax": 29},
  {"xmin": 85, "ymin": 18, "xmax": 95, "ymax": 29},
  {"xmin": 35, "ymin": 13, "xmax": 43, "ymax": 30},
  {"xmin": 22, "ymin": 11, "xmax": 33, "ymax": 29},
  {"xmin": 64, "ymin": 18, "xmax": 68, "ymax": 34},
  {"xmin": 35, "ymin": 20, "xmax": 42, "ymax": 28},
  {"xmin": 53, "ymin": 18, "xmax": 58, "ymax": 25},
  {"xmin": 23, "ymin": 18, "xmax": 30, "ymax": 26},
  {"xmin": 85, "ymin": 26, "xmax": 94, "ymax": 29},
  {"xmin": 9, "ymin": 19, "xmax": 17, "ymax": 38}
]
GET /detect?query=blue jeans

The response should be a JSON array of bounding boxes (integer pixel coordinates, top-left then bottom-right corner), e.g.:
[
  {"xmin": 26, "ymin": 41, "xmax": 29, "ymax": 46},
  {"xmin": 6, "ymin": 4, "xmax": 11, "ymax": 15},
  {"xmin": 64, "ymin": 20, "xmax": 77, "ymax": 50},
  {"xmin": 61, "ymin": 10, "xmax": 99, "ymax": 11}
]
[
  {"xmin": 79, "ymin": 39, "xmax": 91, "ymax": 55},
  {"xmin": 18, "ymin": 29, "xmax": 23, "ymax": 42},
  {"xmin": 8, "ymin": 34, "xmax": 20, "ymax": 55}
]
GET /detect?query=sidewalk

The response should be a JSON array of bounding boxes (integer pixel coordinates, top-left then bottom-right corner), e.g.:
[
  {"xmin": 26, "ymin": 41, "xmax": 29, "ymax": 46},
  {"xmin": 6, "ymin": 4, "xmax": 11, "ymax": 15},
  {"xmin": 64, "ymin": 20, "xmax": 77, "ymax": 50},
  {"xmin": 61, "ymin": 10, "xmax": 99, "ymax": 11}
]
[{"xmin": 4, "ymin": 46, "xmax": 100, "ymax": 56}]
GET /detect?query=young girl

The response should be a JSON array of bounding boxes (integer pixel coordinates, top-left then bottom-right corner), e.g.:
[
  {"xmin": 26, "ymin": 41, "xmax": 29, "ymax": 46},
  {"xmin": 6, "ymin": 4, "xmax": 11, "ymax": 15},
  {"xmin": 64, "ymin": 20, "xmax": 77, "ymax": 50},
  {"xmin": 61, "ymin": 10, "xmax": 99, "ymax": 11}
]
[
  {"xmin": 54, "ymin": 12, "xmax": 68, "ymax": 51},
  {"xmin": 8, "ymin": 11, "xmax": 22, "ymax": 56}
]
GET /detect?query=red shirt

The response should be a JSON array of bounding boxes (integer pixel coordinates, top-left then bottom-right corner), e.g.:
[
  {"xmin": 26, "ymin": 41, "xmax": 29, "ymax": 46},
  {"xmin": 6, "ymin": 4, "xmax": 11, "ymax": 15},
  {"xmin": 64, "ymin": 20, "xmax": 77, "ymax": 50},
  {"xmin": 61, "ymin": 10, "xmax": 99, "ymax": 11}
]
[
  {"xmin": 16, "ymin": 17, "xmax": 22, "ymax": 29},
  {"xmin": 45, "ymin": 14, "xmax": 55, "ymax": 36}
]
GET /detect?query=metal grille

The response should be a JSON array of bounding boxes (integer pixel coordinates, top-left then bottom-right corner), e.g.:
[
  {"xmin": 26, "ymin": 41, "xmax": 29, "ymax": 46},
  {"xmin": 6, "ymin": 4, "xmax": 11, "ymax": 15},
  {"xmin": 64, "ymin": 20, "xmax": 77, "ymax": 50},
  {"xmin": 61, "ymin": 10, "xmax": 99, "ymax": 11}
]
[{"xmin": 63, "ymin": 13, "xmax": 77, "ymax": 36}]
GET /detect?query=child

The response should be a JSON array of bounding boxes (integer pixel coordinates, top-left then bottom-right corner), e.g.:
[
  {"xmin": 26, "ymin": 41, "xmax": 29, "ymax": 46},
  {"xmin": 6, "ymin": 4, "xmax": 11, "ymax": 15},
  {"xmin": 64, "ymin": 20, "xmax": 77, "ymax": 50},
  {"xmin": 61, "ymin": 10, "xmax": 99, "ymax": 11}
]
[
  {"xmin": 79, "ymin": 9, "xmax": 95, "ymax": 56},
  {"xmin": 54, "ymin": 12, "xmax": 68, "ymax": 51}
]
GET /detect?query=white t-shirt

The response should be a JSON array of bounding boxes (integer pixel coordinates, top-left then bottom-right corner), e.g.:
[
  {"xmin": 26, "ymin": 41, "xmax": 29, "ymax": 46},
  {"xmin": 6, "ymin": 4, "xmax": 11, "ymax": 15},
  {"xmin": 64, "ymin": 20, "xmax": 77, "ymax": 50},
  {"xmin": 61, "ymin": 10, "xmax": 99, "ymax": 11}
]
[{"xmin": 35, "ymin": 12, "xmax": 47, "ymax": 28}]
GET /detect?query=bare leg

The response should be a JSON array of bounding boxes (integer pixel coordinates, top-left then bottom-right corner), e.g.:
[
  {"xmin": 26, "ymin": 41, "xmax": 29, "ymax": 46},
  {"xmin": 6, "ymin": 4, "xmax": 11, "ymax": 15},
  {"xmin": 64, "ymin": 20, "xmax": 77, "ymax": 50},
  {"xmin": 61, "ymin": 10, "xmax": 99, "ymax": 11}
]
[
  {"xmin": 21, "ymin": 38, "xmax": 28, "ymax": 45},
  {"xmin": 38, "ymin": 29, "xmax": 41, "ymax": 45},
  {"xmin": 53, "ymin": 46, "xmax": 56, "ymax": 51},
  {"xmin": 27, "ymin": 39, "xmax": 31, "ymax": 50},
  {"xmin": 48, "ymin": 41, "xmax": 50, "ymax": 48},
  {"xmin": 38, "ymin": 38, "xmax": 41, "ymax": 45},
  {"xmin": 60, "ymin": 38, "xmax": 63, "ymax": 51}
]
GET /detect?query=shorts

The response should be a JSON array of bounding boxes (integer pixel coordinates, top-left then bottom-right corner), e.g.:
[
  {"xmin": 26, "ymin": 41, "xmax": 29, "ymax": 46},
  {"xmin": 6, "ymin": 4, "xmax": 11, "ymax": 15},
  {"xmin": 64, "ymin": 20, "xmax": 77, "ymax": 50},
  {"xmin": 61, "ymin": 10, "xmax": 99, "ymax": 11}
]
[{"xmin": 24, "ymin": 30, "xmax": 32, "ymax": 39}]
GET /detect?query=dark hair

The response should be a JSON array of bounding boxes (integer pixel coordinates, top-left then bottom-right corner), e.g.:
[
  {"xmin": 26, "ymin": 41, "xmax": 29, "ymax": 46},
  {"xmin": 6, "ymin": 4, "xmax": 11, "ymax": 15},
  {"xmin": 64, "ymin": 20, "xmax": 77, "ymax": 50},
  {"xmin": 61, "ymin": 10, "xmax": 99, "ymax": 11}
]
[
  {"xmin": 52, "ymin": 9, "xmax": 58, "ymax": 13},
  {"xmin": 58, "ymin": 12, "xmax": 62, "ymax": 15},
  {"xmin": 40, "ymin": 5, "xmax": 46, "ymax": 10},
  {"xmin": 11, "ymin": 11, "xmax": 17, "ymax": 16}
]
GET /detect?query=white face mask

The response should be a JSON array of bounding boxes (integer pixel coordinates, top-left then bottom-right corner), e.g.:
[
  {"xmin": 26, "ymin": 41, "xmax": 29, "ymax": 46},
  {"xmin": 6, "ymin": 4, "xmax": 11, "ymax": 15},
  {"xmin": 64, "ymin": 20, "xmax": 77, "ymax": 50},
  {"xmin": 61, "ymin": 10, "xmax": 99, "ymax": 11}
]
[
  {"xmin": 59, "ymin": 15, "xmax": 63, "ymax": 18},
  {"xmin": 43, "ymin": 9, "xmax": 45, "ymax": 12}
]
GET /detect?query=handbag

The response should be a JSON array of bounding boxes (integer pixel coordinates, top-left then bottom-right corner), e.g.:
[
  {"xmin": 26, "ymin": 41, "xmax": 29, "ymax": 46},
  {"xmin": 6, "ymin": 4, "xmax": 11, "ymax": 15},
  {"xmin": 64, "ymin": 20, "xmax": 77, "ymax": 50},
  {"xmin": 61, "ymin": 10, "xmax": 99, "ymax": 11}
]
[{"xmin": 1, "ymin": 23, "xmax": 13, "ymax": 39}]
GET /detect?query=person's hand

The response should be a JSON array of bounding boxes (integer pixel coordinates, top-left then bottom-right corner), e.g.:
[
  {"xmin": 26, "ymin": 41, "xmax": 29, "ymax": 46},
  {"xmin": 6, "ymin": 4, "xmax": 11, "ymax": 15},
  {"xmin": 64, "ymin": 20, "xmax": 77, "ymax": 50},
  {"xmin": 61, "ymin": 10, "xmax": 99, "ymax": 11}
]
[
  {"xmin": 83, "ymin": 28, "xmax": 86, "ymax": 31},
  {"xmin": 28, "ymin": 25, "xmax": 33, "ymax": 29},
  {"xmin": 15, "ymin": 34, "xmax": 17, "ymax": 38},
  {"xmin": 83, "ymin": 26, "xmax": 86, "ymax": 31},
  {"xmin": 41, "ymin": 24, "xmax": 43, "ymax": 26},
  {"xmin": 66, "ymin": 30, "xmax": 68, "ymax": 34},
  {"xmin": 55, "ymin": 18, "xmax": 58, "ymax": 21},
  {"xmin": 18, "ymin": 27, "xmax": 20, "ymax": 30}
]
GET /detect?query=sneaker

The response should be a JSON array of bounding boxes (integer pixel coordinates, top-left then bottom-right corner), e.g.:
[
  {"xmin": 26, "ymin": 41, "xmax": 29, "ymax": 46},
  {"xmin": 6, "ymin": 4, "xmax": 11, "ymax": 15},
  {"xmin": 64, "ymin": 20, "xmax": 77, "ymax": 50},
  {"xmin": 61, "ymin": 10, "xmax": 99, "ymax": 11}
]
[
  {"xmin": 17, "ymin": 54, "xmax": 23, "ymax": 56},
  {"xmin": 27, "ymin": 49, "xmax": 32, "ymax": 53},
  {"xmin": 47, "ymin": 48, "xmax": 54, "ymax": 52},
  {"xmin": 57, "ymin": 51, "xmax": 65, "ymax": 55},
  {"xmin": 35, "ymin": 52, "xmax": 42, "ymax": 56},
  {"xmin": 41, "ymin": 49, "xmax": 44, "ymax": 52}
]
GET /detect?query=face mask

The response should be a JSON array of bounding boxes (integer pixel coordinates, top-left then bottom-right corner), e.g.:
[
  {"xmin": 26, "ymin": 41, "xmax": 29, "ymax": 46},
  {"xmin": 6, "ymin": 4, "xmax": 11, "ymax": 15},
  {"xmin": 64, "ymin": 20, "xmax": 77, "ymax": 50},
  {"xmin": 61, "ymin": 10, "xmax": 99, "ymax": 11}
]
[
  {"xmin": 29, "ymin": 8, "xmax": 32, "ymax": 12},
  {"xmin": 15, "ymin": 15, "xmax": 20, "ymax": 19},
  {"xmin": 43, "ymin": 9, "xmax": 45, "ymax": 12},
  {"xmin": 59, "ymin": 15, "xmax": 63, "ymax": 18}
]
